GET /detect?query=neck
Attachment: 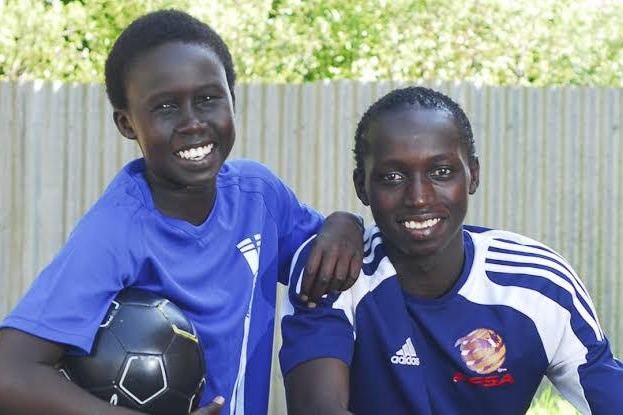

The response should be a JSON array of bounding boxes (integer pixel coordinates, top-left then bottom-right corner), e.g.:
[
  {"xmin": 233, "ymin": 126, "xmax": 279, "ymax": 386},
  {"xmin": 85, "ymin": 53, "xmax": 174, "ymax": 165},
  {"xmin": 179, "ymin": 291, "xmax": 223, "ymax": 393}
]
[
  {"xmin": 388, "ymin": 233, "xmax": 466, "ymax": 299},
  {"xmin": 146, "ymin": 174, "xmax": 217, "ymax": 226}
]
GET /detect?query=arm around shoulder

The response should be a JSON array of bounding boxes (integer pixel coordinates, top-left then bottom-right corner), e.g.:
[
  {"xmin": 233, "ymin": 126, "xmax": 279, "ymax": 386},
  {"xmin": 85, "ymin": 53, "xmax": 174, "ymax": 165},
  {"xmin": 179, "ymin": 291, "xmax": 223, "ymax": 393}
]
[
  {"xmin": 284, "ymin": 358, "xmax": 352, "ymax": 415},
  {"xmin": 300, "ymin": 212, "xmax": 364, "ymax": 302}
]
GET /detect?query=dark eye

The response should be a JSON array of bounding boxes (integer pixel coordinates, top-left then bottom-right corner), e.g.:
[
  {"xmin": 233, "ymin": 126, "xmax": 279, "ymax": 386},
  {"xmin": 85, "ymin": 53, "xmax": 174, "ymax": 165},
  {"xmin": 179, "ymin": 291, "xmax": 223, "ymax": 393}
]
[
  {"xmin": 431, "ymin": 167, "xmax": 452, "ymax": 178},
  {"xmin": 153, "ymin": 102, "xmax": 177, "ymax": 113},
  {"xmin": 196, "ymin": 95, "xmax": 214, "ymax": 106},
  {"xmin": 381, "ymin": 172, "xmax": 404, "ymax": 183}
]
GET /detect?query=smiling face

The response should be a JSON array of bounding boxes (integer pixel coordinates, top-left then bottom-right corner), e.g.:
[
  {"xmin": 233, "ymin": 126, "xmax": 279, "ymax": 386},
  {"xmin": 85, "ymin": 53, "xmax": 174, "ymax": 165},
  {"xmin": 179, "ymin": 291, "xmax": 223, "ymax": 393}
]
[
  {"xmin": 354, "ymin": 107, "xmax": 479, "ymax": 260},
  {"xmin": 114, "ymin": 41, "xmax": 235, "ymax": 191}
]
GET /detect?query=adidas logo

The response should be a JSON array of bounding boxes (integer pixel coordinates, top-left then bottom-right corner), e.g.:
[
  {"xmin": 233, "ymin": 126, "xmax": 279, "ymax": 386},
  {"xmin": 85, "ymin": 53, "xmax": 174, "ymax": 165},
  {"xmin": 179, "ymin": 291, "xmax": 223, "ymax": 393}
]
[
  {"xmin": 391, "ymin": 337, "xmax": 420, "ymax": 366},
  {"xmin": 237, "ymin": 234, "xmax": 261, "ymax": 276}
]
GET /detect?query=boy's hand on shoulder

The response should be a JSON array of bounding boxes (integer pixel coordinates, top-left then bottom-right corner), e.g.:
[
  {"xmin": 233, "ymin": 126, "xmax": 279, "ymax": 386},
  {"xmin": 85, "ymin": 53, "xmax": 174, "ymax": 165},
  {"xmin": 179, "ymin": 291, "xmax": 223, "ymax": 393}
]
[
  {"xmin": 300, "ymin": 212, "xmax": 364, "ymax": 305},
  {"xmin": 192, "ymin": 396, "xmax": 224, "ymax": 415}
]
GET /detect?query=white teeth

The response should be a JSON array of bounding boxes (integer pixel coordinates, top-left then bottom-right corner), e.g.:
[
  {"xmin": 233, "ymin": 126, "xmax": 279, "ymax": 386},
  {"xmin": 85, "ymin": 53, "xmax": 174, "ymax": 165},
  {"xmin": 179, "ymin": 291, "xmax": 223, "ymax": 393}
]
[
  {"xmin": 403, "ymin": 218, "xmax": 440, "ymax": 230},
  {"xmin": 177, "ymin": 144, "xmax": 214, "ymax": 160}
]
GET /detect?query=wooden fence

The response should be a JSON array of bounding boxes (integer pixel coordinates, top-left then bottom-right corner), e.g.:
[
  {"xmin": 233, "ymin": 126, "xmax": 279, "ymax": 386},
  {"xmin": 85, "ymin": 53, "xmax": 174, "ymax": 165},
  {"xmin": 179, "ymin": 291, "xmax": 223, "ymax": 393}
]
[{"xmin": 1, "ymin": 79, "xmax": 621, "ymax": 412}]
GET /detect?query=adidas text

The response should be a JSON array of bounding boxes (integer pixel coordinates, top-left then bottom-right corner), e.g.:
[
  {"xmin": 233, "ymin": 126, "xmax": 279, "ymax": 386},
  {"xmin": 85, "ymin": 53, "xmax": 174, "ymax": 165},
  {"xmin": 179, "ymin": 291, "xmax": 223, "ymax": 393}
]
[{"xmin": 391, "ymin": 355, "xmax": 420, "ymax": 365}]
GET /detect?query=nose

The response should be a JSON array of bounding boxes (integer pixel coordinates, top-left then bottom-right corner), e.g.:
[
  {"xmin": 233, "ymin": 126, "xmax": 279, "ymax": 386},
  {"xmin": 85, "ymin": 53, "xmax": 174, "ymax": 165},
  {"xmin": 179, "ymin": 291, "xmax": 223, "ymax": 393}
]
[
  {"xmin": 405, "ymin": 174, "xmax": 434, "ymax": 207},
  {"xmin": 175, "ymin": 103, "xmax": 206, "ymax": 135}
]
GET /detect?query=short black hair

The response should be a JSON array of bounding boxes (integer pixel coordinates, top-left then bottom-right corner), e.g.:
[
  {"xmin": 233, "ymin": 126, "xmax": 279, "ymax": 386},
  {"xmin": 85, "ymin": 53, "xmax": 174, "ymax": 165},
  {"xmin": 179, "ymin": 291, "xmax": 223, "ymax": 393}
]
[
  {"xmin": 353, "ymin": 86, "xmax": 476, "ymax": 173},
  {"xmin": 104, "ymin": 9, "xmax": 237, "ymax": 110}
]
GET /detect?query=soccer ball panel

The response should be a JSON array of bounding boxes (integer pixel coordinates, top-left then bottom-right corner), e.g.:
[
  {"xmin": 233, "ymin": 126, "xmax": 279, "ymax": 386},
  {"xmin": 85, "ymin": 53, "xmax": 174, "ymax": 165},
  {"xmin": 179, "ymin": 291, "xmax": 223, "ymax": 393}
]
[
  {"xmin": 109, "ymin": 304, "xmax": 174, "ymax": 353},
  {"xmin": 119, "ymin": 355, "xmax": 167, "ymax": 404},
  {"xmin": 164, "ymin": 335, "xmax": 205, "ymax": 394},
  {"xmin": 159, "ymin": 300, "xmax": 196, "ymax": 336},
  {"xmin": 63, "ymin": 330, "xmax": 126, "ymax": 389}
]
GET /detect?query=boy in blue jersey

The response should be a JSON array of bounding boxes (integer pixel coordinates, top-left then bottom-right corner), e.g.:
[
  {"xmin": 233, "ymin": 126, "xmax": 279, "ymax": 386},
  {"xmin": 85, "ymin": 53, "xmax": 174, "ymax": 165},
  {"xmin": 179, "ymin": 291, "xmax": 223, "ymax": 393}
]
[
  {"xmin": 280, "ymin": 86, "xmax": 623, "ymax": 414},
  {"xmin": 0, "ymin": 10, "xmax": 365, "ymax": 415}
]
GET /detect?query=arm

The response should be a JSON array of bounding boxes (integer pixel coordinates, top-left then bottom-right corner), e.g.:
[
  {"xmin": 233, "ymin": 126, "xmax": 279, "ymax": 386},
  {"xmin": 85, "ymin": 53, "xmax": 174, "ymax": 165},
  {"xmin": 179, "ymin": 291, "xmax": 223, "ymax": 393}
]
[
  {"xmin": 0, "ymin": 329, "xmax": 225, "ymax": 415},
  {"xmin": 0, "ymin": 208, "xmax": 225, "ymax": 415},
  {"xmin": 280, "ymin": 238, "xmax": 358, "ymax": 415},
  {"xmin": 300, "ymin": 212, "xmax": 364, "ymax": 304},
  {"xmin": 547, "ymin": 325, "xmax": 623, "ymax": 414},
  {"xmin": 259, "ymin": 161, "xmax": 364, "ymax": 301},
  {"xmin": 0, "ymin": 328, "xmax": 141, "ymax": 415},
  {"xmin": 542, "ymin": 271, "xmax": 623, "ymax": 414},
  {"xmin": 285, "ymin": 358, "xmax": 352, "ymax": 415}
]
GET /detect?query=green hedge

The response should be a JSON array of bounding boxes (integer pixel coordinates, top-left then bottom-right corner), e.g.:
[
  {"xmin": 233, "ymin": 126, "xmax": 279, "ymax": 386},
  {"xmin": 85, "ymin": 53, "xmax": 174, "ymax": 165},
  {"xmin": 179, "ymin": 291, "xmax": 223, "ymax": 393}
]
[{"xmin": 1, "ymin": 0, "xmax": 622, "ymax": 86}]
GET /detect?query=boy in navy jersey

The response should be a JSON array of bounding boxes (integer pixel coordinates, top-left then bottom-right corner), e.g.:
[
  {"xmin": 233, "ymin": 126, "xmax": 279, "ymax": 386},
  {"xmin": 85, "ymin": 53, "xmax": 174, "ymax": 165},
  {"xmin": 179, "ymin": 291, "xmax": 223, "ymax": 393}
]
[
  {"xmin": 280, "ymin": 86, "xmax": 623, "ymax": 414},
  {"xmin": 0, "ymin": 10, "xmax": 364, "ymax": 415}
]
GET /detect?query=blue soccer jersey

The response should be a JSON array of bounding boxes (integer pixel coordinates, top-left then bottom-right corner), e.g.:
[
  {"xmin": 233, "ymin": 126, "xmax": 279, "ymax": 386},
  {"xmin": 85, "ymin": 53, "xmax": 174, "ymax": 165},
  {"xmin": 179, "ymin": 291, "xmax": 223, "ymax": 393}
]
[
  {"xmin": 1, "ymin": 158, "xmax": 323, "ymax": 415},
  {"xmin": 280, "ymin": 225, "xmax": 623, "ymax": 415}
]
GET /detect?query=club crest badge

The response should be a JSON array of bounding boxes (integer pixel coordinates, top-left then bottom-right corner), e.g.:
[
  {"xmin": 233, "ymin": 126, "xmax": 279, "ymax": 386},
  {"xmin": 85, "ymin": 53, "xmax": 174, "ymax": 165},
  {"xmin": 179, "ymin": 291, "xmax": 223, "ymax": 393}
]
[{"xmin": 454, "ymin": 328, "xmax": 506, "ymax": 375}]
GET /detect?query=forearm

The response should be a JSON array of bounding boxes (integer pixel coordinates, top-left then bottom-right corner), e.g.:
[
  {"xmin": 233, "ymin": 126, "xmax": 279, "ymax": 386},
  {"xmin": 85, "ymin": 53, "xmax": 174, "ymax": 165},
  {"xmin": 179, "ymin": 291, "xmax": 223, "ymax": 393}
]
[
  {"xmin": 0, "ymin": 360, "xmax": 141, "ymax": 415},
  {"xmin": 286, "ymin": 399, "xmax": 353, "ymax": 415},
  {"xmin": 285, "ymin": 358, "xmax": 352, "ymax": 415}
]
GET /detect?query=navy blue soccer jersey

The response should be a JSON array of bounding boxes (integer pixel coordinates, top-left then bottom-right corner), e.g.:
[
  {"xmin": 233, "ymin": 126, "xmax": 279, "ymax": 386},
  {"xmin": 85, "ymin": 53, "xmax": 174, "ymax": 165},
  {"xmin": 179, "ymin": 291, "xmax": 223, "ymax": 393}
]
[{"xmin": 280, "ymin": 225, "xmax": 623, "ymax": 415}]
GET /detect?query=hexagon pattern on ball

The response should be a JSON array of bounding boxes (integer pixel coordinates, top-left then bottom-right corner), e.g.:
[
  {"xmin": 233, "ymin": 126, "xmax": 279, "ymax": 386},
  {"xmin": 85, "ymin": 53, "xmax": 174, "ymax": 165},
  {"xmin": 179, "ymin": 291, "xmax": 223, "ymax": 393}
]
[{"xmin": 59, "ymin": 288, "xmax": 206, "ymax": 415}]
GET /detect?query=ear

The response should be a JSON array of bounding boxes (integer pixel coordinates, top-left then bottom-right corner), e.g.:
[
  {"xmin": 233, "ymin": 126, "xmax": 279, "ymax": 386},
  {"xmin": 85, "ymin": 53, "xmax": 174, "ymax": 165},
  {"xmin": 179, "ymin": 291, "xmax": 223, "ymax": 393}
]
[
  {"xmin": 353, "ymin": 168, "xmax": 370, "ymax": 206},
  {"xmin": 468, "ymin": 157, "xmax": 480, "ymax": 194},
  {"xmin": 113, "ymin": 110, "xmax": 137, "ymax": 140}
]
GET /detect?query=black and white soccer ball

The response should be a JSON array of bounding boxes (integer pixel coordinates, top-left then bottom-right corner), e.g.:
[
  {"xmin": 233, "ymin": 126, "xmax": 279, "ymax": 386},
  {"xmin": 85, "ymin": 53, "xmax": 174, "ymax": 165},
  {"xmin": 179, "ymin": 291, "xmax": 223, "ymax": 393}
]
[{"xmin": 59, "ymin": 288, "xmax": 206, "ymax": 415}]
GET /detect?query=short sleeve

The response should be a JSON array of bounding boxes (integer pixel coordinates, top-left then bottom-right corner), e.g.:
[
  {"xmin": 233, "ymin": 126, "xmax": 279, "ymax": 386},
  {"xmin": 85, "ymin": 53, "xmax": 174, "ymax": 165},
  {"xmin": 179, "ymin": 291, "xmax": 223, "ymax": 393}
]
[
  {"xmin": 0, "ymin": 209, "xmax": 136, "ymax": 353},
  {"xmin": 279, "ymin": 237, "xmax": 355, "ymax": 376}
]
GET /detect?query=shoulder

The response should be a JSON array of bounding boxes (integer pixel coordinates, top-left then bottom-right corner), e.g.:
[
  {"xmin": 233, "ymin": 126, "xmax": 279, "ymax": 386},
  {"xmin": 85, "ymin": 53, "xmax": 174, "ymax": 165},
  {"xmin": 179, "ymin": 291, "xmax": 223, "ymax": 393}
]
[
  {"xmin": 71, "ymin": 160, "xmax": 149, "ymax": 242},
  {"xmin": 360, "ymin": 225, "xmax": 397, "ymax": 290},
  {"xmin": 464, "ymin": 225, "xmax": 578, "ymax": 290},
  {"xmin": 290, "ymin": 225, "xmax": 396, "ymax": 316},
  {"xmin": 463, "ymin": 224, "xmax": 581, "ymax": 295},
  {"xmin": 461, "ymin": 225, "xmax": 604, "ymax": 351},
  {"xmin": 464, "ymin": 225, "xmax": 568, "ymax": 271},
  {"xmin": 464, "ymin": 225, "xmax": 551, "ymax": 249},
  {"xmin": 97, "ymin": 158, "xmax": 151, "ymax": 211},
  {"xmin": 218, "ymin": 160, "xmax": 318, "ymax": 227},
  {"xmin": 289, "ymin": 224, "xmax": 393, "ymax": 296},
  {"xmin": 218, "ymin": 159, "xmax": 284, "ymax": 192}
]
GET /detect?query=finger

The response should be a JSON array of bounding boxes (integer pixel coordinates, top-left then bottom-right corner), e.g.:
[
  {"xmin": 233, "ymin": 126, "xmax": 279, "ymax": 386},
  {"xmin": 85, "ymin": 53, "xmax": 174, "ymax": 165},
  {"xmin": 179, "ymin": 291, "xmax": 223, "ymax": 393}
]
[
  {"xmin": 326, "ymin": 253, "xmax": 350, "ymax": 294},
  {"xmin": 310, "ymin": 254, "xmax": 338, "ymax": 302},
  {"xmin": 300, "ymin": 240, "xmax": 321, "ymax": 302},
  {"xmin": 340, "ymin": 254, "xmax": 363, "ymax": 291}
]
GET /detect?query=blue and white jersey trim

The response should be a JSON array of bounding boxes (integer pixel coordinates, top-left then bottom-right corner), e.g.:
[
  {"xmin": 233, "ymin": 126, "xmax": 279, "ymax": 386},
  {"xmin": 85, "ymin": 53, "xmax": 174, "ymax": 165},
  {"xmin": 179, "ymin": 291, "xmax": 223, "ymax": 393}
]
[
  {"xmin": 284, "ymin": 226, "xmax": 397, "ymax": 339},
  {"xmin": 459, "ymin": 228, "xmax": 596, "ymax": 413}
]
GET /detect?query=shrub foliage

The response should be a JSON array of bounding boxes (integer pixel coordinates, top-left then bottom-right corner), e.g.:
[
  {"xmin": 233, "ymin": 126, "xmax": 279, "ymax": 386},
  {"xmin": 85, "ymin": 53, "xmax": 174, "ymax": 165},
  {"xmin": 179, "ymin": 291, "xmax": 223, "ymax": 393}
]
[{"xmin": 1, "ymin": 0, "xmax": 622, "ymax": 86}]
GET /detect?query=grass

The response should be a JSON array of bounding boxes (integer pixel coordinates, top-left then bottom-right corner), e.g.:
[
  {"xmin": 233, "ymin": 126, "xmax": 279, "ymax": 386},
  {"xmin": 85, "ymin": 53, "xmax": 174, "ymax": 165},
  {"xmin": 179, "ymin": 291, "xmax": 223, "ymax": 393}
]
[{"xmin": 527, "ymin": 383, "xmax": 579, "ymax": 415}]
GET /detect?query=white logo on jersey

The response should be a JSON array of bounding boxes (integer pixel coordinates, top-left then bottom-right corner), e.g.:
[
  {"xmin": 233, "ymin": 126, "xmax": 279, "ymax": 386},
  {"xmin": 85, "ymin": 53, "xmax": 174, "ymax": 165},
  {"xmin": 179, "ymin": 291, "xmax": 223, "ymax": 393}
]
[
  {"xmin": 391, "ymin": 337, "xmax": 420, "ymax": 366},
  {"xmin": 237, "ymin": 234, "xmax": 261, "ymax": 277},
  {"xmin": 232, "ymin": 234, "xmax": 262, "ymax": 414}
]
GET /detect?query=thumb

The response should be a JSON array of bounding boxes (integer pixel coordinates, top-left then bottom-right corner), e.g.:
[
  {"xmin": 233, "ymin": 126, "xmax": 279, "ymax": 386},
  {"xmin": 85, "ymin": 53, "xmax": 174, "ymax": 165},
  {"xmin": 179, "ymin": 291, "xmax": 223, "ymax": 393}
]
[{"xmin": 193, "ymin": 396, "xmax": 225, "ymax": 415}]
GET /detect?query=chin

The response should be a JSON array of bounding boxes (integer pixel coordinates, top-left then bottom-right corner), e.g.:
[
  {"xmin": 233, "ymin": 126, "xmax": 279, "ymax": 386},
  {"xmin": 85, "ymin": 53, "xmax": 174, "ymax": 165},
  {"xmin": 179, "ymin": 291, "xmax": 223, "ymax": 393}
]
[
  {"xmin": 180, "ymin": 165, "xmax": 222, "ymax": 186},
  {"xmin": 403, "ymin": 245, "xmax": 441, "ymax": 258},
  {"xmin": 383, "ymin": 236, "xmax": 436, "ymax": 259},
  {"xmin": 184, "ymin": 175, "xmax": 218, "ymax": 189}
]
